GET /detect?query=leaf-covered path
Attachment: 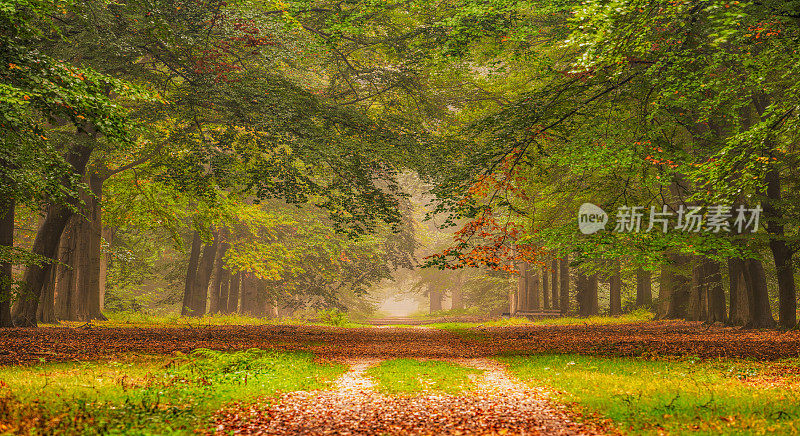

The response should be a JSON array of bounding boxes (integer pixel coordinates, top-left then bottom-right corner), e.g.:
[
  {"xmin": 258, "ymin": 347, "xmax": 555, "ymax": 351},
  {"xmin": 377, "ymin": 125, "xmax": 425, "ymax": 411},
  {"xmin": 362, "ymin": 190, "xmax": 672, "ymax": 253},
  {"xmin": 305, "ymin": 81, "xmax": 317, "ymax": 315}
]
[{"xmin": 212, "ymin": 357, "xmax": 614, "ymax": 435}]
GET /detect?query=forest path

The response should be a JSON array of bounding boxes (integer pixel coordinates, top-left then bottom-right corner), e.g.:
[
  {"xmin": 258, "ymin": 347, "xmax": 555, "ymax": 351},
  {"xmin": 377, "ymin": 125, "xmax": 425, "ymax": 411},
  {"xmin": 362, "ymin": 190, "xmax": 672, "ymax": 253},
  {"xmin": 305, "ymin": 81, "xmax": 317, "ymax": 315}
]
[{"xmin": 212, "ymin": 357, "xmax": 613, "ymax": 435}]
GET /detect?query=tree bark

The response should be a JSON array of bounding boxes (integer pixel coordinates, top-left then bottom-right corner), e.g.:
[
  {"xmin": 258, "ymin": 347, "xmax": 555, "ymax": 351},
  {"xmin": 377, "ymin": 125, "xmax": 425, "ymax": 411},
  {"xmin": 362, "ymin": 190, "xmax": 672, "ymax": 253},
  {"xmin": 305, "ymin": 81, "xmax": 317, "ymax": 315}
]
[
  {"xmin": 217, "ymin": 268, "xmax": 230, "ymax": 315},
  {"xmin": 559, "ymin": 257, "xmax": 569, "ymax": 314},
  {"xmin": 743, "ymin": 259, "xmax": 775, "ymax": 328},
  {"xmin": 37, "ymin": 263, "xmax": 56, "ymax": 323},
  {"xmin": 227, "ymin": 272, "xmax": 240, "ymax": 314},
  {"xmin": 54, "ymin": 218, "xmax": 79, "ymax": 321},
  {"xmin": 78, "ymin": 170, "xmax": 105, "ymax": 321},
  {"xmin": 542, "ymin": 264, "xmax": 549, "ymax": 310},
  {"xmin": 550, "ymin": 259, "xmax": 558, "ymax": 311},
  {"xmin": 528, "ymin": 263, "xmax": 540, "ymax": 310},
  {"xmin": 636, "ymin": 268, "xmax": 652, "ymax": 307},
  {"xmin": 610, "ymin": 261, "xmax": 622, "ymax": 316},
  {"xmin": 181, "ymin": 231, "xmax": 202, "ymax": 316},
  {"xmin": 451, "ymin": 271, "xmax": 464, "ymax": 310},
  {"xmin": 662, "ymin": 254, "xmax": 691, "ymax": 319},
  {"xmin": 189, "ymin": 230, "xmax": 219, "ymax": 317},
  {"xmin": 429, "ymin": 286, "xmax": 443, "ymax": 313},
  {"xmin": 764, "ymin": 167, "xmax": 797, "ymax": 328},
  {"xmin": 12, "ymin": 143, "xmax": 94, "ymax": 327},
  {"xmin": 728, "ymin": 258, "xmax": 750, "ymax": 325},
  {"xmin": 517, "ymin": 261, "xmax": 528, "ymax": 312},
  {"xmin": 705, "ymin": 260, "xmax": 726, "ymax": 324},
  {"xmin": 208, "ymin": 229, "xmax": 230, "ymax": 314},
  {"xmin": 0, "ymin": 198, "xmax": 13, "ymax": 327}
]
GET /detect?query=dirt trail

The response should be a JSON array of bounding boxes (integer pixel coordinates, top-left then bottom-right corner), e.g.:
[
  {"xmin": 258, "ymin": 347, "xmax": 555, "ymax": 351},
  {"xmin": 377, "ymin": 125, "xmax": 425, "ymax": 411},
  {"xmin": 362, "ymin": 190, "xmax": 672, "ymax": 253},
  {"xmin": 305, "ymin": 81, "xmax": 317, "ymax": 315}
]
[{"xmin": 213, "ymin": 358, "xmax": 615, "ymax": 435}]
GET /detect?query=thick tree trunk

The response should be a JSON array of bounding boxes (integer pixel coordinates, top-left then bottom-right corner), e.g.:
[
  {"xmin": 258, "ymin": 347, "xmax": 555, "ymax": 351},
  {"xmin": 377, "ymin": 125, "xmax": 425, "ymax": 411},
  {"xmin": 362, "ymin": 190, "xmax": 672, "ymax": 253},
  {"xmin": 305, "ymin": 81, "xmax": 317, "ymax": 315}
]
[
  {"xmin": 217, "ymin": 268, "xmax": 230, "ymax": 315},
  {"xmin": 559, "ymin": 257, "xmax": 569, "ymax": 314},
  {"xmin": 636, "ymin": 268, "xmax": 652, "ymax": 307},
  {"xmin": 0, "ymin": 198, "xmax": 13, "ymax": 327},
  {"xmin": 688, "ymin": 258, "xmax": 707, "ymax": 321},
  {"xmin": 705, "ymin": 260, "xmax": 726, "ymax": 324},
  {"xmin": 451, "ymin": 271, "xmax": 464, "ymax": 310},
  {"xmin": 429, "ymin": 287, "xmax": 443, "ymax": 313},
  {"xmin": 12, "ymin": 143, "xmax": 94, "ymax": 326},
  {"xmin": 728, "ymin": 258, "xmax": 750, "ymax": 325},
  {"xmin": 528, "ymin": 263, "xmax": 540, "ymax": 310},
  {"xmin": 181, "ymin": 231, "xmax": 202, "ymax": 316},
  {"xmin": 576, "ymin": 273, "xmax": 587, "ymax": 316},
  {"xmin": 190, "ymin": 231, "xmax": 219, "ymax": 317},
  {"xmin": 79, "ymin": 171, "xmax": 105, "ymax": 321},
  {"xmin": 743, "ymin": 259, "xmax": 775, "ymax": 328},
  {"xmin": 54, "ymin": 218, "xmax": 80, "ymax": 321},
  {"xmin": 542, "ymin": 264, "xmax": 549, "ymax": 310},
  {"xmin": 550, "ymin": 259, "xmax": 559, "ymax": 311},
  {"xmin": 208, "ymin": 230, "xmax": 230, "ymax": 314},
  {"xmin": 37, "ymin": 264, "xmax": 56, "ymax": 323},
  {"xmin": 517, "ymin": 261, "xmax": 528, "ymax": 312},
  {"xmin": 609, "ymin": 261, "xmax": 622, "ymax": 315},
  {"xmin": 227, "ymin": 272, "xmax": 240, "ymax": 314},
  {"xmin": 588, "ymin": 273, "xmax": 599, "ymax": 315},
  {"xmin": 764, "ymin": 167, "xmax": 797, "ymax": 328},
  {"xmin": 662, "ymin": 254, "xmax": 691, "ymax": 319}
]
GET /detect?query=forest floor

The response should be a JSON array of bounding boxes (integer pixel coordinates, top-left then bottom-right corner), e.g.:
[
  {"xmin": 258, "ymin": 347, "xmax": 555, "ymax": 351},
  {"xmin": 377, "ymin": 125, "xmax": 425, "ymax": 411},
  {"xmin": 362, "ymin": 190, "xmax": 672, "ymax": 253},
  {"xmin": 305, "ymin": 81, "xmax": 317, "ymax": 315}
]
[
  {"xmin": 2, "ymin": 320, "xmax": 800, "ymax": 364},
  {"xmin": 2, "ymin": 321, "xmax": 800, "ymax": 434}
]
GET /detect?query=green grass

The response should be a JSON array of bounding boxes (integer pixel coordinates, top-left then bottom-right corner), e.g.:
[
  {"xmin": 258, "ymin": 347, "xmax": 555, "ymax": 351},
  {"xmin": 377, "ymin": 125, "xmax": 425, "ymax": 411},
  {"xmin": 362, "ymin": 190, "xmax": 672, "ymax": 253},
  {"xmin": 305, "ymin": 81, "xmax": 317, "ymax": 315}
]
[
  {"xmin": 0, "ymin": 349, "xmax": 346, "ymax": 435},
  {"xmin": 366, "ymin": 358, "xmax": 482, "ymax": 395},
  {"xmin": 500, "ymin": 354, "xmax": 800, "ymax": 435}
]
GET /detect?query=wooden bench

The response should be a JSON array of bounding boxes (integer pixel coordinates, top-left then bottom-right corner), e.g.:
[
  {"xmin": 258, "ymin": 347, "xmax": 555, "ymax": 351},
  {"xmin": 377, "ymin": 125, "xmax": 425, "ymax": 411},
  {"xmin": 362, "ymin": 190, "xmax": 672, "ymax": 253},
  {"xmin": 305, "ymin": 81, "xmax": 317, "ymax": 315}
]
[{"xmin": 502, "ymin": 309, "xmax": 562, "ymax": 319}]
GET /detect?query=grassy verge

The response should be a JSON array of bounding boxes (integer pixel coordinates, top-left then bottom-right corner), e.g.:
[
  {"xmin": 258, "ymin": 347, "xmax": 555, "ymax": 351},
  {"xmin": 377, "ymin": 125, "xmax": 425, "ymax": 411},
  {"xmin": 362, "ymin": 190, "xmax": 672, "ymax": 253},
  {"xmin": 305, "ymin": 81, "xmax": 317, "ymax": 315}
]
[
  {"xmin": 366, "ymin": 358, "xmax": 482, "ymax": 395},
  {"xmin": 500, "ymin": 354, "xmax": 800, "ymax": 435},
  {"xmin": 0, "ymin": 349, "xmax": 346, "ymax": 435}
]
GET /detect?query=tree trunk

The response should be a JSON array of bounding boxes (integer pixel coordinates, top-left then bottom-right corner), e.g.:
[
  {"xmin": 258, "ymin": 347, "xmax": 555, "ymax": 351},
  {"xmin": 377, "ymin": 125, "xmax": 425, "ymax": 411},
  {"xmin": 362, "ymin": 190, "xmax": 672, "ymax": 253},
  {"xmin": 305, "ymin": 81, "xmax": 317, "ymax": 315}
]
[
  {"xmin": 636, "ymin": 268, "xmax": 652, "ymax": 307},
  {"xmin": 208, "ymin": 230, "xmax": 230, "ymax": 314},
  {"xmin": 181, "ymin": 231, "xmax": 202, "ymax": 316},
  {"xmin": 217, "ymin": 268, "xmax": 230, "ymax": 315},
  {"xmin": 528, "ymin": 263, "xmax": 540, "ymax": 310},
  {"xmin": 743, "ymin": 259, "xmax": 775, "ymax": 328},
  {"xmin": 610, "ymin": 261, "xmax": 622, "ymax": 315},
  {"xmin": 37, "ymin": 263, "xmax": 57, "ymax": 323},
  {"xmin": 451, "ymin": 271, "xmax": 464, "ymax": 310},
  {"xmin": 517, "ymin": 261, "xmax": 528, "ymax": 312},
  {"xmin": 559, "ymin": 257, "xmax": 569, "ymax": 314},
  {"xmin": 576, "ymin": 273, "xmax": 587, "ymax": 316},
  {"xmin": 429, "ymin": 287, "xmax": 443, "ymax": 313},
  {"xmin": 54, "ymin": 218, "xmax": 80, "ymax": 321},
  {"xmin": 79, "ymin": 170, "xmax": 105, "ymax": 321},
  {"xmin": 728, "ymin": 258, "xmax": 750, "ymax": 325},
  {"xmin": 542, "ymin": 264, "xmax": 549, "ymax": 310},
  {"xmin": 0, "ymin": 198, "xmax": 13, "ymax": 327},
  {"xmin": 704, "ymin": 260, "xmax": 726, "ymax": 324},
  {"xmin": 662, "ymin": 254, "xmax": 691, "ymax": 319},
  {"xmin": 190, "ymin": 230, "xmax": 219, "ymax": 317},
  {"xmin": 227, "ymin": 272, "xmax": 240, "ymax": 314},
  {"xmin": 764, "ymin": 167, "xmax": 797, "ymax": 328},
  {"xmin": 550, "ymin": 259, "xmax": 558, "ymax": 311},
  {"xmin": 12, "ymin": 143, "xmax": 94, "ymax": 326}
]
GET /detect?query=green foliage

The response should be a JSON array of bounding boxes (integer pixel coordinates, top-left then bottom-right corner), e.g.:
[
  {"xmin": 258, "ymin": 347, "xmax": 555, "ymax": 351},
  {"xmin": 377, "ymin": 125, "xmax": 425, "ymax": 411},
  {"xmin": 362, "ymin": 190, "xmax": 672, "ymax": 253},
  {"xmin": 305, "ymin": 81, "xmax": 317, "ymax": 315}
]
[
  {"xmin": 317, "ymin": 308, "xmax": 348, "ymax": 326},
  {"xmin": 366, "ymin": 358, "xmax": 482, "ymax": 395},
  {"xmin": 502, "ymin": 354, "xmax": 800, "ymax": 435},
  {"xmin": 0, "ymin": 350, "xmax": 346, "ymax": 435}
]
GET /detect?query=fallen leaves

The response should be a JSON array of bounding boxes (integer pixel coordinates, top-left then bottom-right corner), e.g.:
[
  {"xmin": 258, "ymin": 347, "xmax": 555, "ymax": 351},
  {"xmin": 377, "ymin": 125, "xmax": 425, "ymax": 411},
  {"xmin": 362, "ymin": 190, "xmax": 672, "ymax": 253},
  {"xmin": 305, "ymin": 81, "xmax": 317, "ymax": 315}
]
[{"xmin": 1, "ymin": 321, "xmax": 799, "ymax": 366}]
